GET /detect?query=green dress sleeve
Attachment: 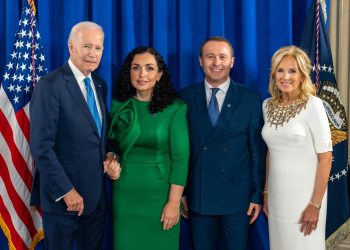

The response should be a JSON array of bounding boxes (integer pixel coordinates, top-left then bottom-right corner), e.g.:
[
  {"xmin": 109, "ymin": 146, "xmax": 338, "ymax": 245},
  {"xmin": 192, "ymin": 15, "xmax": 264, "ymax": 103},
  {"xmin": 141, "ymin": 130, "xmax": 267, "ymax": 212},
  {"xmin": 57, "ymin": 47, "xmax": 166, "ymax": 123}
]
[{"xmin": 168, "ymin": 103, "xmax": 190, "ymax": 186}]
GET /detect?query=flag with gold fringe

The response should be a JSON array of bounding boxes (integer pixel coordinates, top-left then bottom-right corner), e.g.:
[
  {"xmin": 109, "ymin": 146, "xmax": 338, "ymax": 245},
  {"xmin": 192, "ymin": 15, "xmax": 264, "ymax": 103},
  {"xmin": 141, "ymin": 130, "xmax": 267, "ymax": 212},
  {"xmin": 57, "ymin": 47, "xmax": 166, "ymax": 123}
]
[
  {"xmin": 300, "ymin": 0, "xmax": 350, "ymax": 248},
  {"xmin": 0, "ymin": 0, "xmax": 47, "ymax": 249}
]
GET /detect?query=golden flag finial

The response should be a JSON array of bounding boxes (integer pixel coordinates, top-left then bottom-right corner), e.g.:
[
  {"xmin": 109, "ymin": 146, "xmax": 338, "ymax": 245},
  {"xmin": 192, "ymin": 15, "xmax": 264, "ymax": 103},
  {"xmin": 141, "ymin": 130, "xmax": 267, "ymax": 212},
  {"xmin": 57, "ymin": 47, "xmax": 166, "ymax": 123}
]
[{"xmin": 27, "ymin": 0, "xmax": 36, "ymax": 14}]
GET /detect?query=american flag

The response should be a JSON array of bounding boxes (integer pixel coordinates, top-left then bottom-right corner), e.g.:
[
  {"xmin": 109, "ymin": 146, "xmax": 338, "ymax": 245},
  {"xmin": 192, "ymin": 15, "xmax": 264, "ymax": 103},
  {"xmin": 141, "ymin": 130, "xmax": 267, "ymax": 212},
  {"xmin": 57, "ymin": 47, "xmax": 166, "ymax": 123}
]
[
  {"xmin": 0, "ymin": 0, "xmax": 47, "ymax": 249},
  {"xmin": 300, "ymin": 0, "xmax": 350, "ymax": 248}
]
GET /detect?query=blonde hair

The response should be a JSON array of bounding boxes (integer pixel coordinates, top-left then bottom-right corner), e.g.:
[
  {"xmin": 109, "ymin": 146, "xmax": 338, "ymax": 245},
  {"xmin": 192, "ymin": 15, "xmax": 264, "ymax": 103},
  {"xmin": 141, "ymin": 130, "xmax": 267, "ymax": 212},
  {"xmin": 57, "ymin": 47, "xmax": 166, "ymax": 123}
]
[{"xmin": 268, "ymin": 45, "xmax": 316, "ymax": 102}]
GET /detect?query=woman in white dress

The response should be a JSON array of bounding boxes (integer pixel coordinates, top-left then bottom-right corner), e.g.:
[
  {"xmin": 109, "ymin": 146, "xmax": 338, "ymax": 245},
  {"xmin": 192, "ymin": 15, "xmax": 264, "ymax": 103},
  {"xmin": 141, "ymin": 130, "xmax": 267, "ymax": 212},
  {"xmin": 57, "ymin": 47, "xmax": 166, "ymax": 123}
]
[{"xmin": 262, "ymin": 46, "xmax": 333, "ymax": 250}]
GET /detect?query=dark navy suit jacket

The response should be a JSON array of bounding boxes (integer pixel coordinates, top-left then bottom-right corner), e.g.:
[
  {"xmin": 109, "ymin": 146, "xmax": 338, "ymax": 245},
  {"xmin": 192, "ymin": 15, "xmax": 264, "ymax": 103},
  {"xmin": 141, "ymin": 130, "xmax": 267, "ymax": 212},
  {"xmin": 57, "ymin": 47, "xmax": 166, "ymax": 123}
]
[
  {"xmin": 30, "ymin": 63, "xmax": 108, "ymax": 215},
  {"xmin": 180, "ymin": 80, "xmax": 266, "ymax": 215}
]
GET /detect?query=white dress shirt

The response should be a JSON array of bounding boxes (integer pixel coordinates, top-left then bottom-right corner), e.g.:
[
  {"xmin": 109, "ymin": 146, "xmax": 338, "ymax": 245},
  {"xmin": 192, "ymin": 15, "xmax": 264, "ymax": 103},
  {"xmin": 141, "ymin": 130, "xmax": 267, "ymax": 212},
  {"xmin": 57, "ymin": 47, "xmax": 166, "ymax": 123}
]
[
  {"xmin": 68, "ymin": 59, "xmax": 102, "ymax": 123},
  {"xmin": 204, "ymin": 78, "xmax": 230, "ymax": 112}
]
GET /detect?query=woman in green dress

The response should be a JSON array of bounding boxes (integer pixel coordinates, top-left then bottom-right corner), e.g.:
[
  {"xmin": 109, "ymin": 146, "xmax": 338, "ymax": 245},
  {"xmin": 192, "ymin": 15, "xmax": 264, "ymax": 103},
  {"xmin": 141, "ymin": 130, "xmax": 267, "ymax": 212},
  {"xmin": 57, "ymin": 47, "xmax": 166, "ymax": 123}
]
[{"xmin": 108, "ymin": 47, "xmax": 189, "ymax": 250}]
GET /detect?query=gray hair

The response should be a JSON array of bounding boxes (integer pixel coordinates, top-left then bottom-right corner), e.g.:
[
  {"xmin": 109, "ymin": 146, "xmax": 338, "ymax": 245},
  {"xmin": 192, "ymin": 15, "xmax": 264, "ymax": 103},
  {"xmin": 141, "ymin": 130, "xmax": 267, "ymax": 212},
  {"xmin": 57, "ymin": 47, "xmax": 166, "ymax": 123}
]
[{"xmin": 68, "ymin": 21, "xmax": 104, "ymax": 45}]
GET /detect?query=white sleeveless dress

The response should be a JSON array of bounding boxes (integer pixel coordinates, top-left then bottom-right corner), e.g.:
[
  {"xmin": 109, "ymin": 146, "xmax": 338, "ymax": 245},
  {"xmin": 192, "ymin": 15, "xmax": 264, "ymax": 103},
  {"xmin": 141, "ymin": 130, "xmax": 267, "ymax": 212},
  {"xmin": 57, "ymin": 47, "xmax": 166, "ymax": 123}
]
[{"xmin": 262, "ymin": 95, "xmax": 332, "ymax": 250}]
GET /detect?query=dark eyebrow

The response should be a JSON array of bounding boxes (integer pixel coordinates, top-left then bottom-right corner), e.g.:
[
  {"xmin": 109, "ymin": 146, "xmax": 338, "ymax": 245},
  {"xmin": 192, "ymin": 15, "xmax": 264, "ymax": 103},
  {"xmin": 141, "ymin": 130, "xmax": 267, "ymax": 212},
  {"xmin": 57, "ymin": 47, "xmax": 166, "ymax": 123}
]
[
  {"xmin": 205, "ymin": 53, "xmax": 229, "ymax": 57},
  {"xmin": 131, "ymin": 63, "xmax": 156, "ymax": 66}
]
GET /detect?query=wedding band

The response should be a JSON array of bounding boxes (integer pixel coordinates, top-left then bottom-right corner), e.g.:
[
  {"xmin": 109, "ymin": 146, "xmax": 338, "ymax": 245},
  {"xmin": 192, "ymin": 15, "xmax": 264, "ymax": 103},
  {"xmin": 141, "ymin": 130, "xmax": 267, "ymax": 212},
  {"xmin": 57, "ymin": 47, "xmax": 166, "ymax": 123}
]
[{"xmin": 312, "ymin": 224, "xmax": 316, "ymax": 228}]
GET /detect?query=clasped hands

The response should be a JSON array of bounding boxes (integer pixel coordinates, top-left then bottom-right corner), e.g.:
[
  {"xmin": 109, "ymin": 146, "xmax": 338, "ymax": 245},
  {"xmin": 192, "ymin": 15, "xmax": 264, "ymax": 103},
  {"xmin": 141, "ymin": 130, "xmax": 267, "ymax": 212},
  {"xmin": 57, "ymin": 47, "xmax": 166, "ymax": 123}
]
[{"xmin": 104, "ymin": 152, "xmax": 122, "ymax": 180}]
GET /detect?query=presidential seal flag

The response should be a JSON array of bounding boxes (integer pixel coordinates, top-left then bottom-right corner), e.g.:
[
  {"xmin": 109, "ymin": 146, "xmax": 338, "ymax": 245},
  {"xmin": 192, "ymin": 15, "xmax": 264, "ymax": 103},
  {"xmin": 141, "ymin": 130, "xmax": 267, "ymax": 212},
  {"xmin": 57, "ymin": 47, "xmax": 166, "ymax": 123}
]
[
  {"xmin": 300, "ymin": 0, "xmax": 350, "ymax": 248},
  {"xmin": 0, "ymin": 0, "xmax": 47, "ymax": 249}
]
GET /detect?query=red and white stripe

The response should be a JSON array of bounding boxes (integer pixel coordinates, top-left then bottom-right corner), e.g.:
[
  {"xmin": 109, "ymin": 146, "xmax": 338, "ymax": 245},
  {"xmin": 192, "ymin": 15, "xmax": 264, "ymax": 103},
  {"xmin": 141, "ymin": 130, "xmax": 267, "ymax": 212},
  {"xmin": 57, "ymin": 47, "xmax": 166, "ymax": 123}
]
[{"xmin": 0, "ymin": 87, "xmax": 43, "ymax": 249}]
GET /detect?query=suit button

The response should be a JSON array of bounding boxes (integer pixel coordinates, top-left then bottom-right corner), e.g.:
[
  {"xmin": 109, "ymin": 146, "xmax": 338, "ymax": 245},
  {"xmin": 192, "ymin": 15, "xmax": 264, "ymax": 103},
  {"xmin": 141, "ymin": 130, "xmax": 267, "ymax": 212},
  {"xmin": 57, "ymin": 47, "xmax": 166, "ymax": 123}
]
[
  {"xmin": 221, "ymin": 169, "xmax": 225, "ymax": 174},
  {"xmin": 203, "ymin": 146, "xmax": 208, "ymax": 151}
]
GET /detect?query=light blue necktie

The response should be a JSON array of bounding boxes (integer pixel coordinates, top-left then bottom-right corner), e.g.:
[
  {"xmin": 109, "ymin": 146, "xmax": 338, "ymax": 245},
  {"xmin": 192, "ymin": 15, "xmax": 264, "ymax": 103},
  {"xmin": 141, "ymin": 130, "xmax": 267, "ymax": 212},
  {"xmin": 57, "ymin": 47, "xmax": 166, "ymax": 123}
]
[
  {"xmin": 84, "ymin": 77, "xmax": 102, "ymax": 137},
  {"xmin": 208, "ymin": 88, "xmax": 219, "ymax": 126}
]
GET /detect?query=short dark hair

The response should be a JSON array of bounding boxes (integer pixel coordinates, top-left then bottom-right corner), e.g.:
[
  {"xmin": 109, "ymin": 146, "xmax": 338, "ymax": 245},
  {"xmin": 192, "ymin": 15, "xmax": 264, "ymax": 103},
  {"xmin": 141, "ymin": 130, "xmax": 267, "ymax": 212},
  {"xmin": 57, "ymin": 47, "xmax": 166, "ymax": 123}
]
[
  {"xmin": 200, "ymin": 36, "xmax": 234, "ymax": 57},
  {"xmin": 113, "ymin": 47, "xmax": 176, "ymax": 114}
]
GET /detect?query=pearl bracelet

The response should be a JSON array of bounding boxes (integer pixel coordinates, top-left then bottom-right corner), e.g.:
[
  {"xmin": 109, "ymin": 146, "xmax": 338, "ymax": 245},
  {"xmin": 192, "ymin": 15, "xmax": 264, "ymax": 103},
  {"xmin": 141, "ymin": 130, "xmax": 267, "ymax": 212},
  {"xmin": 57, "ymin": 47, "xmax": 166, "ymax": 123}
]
[
  {"xmin": 263, "ymin": 190, "xmax": 268, "ymax": 198},
  {"xmin": 309, "ymin": 201, "xmax": 321, "ymax": 209}
]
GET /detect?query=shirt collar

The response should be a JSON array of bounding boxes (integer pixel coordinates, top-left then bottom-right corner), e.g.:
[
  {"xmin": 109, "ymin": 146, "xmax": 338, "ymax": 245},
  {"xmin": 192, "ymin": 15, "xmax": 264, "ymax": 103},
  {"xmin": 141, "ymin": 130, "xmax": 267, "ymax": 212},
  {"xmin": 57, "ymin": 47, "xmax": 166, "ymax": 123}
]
[
  {"xmin": 68, "ymin": 59, "xmax": 92, "ymax": 83},
  {"xmin": 204, "ymin": 77, "xmax": 230, "ymax": 95}
]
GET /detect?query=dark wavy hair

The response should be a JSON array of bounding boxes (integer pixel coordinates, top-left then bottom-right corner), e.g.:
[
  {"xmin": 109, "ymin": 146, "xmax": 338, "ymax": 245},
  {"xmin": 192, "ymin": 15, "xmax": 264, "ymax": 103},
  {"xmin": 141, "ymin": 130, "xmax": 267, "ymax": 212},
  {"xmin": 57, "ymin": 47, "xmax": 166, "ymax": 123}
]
[{"xmin": 113, "ymin": 47, "xmax": 176, "ymax": 114}]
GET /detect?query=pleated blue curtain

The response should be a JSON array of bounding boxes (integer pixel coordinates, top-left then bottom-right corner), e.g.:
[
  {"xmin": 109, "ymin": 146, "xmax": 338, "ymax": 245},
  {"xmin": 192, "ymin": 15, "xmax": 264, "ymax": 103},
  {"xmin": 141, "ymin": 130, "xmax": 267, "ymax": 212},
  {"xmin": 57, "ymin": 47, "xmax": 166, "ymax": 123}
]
[
  {"xmin": 1, "ymin": 0, "xmax": 316, "ymax": 104},
  {"xmin": 1, "ymin": 0, "xmax": 330, "ymax": 249}
]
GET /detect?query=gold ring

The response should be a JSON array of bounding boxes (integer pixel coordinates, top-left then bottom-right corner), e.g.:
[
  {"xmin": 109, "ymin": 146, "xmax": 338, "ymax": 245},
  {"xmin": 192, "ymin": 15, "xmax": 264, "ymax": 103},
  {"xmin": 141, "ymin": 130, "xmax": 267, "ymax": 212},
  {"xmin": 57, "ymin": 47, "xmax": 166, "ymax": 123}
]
[{"xmin": 312, "ymin": 224, "xmax": 316, "ymax": 228}]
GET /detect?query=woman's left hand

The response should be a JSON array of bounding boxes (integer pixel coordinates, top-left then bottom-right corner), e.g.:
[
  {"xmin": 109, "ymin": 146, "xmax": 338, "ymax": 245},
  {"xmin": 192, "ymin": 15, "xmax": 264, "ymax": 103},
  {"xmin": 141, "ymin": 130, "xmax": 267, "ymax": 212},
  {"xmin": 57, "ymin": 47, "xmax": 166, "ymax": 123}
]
[
  {"xmin": 161, "ymin": 201, "xmax": 180, "ymax": 230},
  {"xmin": 299, "ymin": 203, "xmax": 320, "ymax": 236}
]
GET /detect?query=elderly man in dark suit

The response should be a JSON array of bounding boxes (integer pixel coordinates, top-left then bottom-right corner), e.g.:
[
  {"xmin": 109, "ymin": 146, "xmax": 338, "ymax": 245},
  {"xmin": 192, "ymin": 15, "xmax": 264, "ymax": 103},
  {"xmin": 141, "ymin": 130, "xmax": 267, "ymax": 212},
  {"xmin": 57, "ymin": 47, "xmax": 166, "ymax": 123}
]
[
  {"xmin": 30, "ymin": 21, "xmax": 120, "ymax": 250},
  {"xmin": 180, "ymin": 36, "xmax": 266, "ymax": 250}
]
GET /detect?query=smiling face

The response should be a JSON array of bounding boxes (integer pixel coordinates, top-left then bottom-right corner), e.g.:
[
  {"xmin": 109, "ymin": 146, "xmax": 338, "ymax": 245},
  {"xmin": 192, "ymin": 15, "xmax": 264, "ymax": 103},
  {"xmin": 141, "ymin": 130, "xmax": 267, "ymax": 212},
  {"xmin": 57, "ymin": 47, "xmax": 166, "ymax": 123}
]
[
  {"xmin": 69, "ymin": 28, "xmax": 104, "ymax": 76},
  {"xmin": 275, "ymin": 55, "xmax": 304, "ymax": 98},
  {"xmin": 130, "ymin": 52, "xmax": 163, "ymax": 100},
  {"xmin": 199, "ymin": 41, "xmax": 234, "ymax": 87}
]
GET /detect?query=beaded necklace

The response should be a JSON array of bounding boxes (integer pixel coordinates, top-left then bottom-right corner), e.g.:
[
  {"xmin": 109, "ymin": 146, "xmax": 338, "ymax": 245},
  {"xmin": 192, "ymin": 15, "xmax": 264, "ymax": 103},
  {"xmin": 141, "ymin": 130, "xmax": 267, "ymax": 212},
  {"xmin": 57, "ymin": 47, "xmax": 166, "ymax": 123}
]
[{"xmin": 265, "ymin": 97, "xmax": 308, "ymax": 129}]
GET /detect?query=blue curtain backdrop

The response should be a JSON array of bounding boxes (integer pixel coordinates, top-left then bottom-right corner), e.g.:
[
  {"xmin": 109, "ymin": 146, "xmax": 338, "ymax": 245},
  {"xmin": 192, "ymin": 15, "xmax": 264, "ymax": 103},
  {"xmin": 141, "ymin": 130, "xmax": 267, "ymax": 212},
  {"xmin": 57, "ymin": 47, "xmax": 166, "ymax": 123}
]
[{"xmin": 0, "ymin": 0, "xmax": 330, "ymax": 249}]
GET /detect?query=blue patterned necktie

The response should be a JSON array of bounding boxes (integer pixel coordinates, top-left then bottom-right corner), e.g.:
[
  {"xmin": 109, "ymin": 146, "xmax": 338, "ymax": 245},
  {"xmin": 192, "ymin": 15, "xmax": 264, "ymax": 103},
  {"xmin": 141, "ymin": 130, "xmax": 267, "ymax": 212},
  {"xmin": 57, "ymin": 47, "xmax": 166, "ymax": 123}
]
[
  {"xmin": 208, "ymin": 88, "xmax": 219, "ymax": 126},
  {"xmin": 84, "ymin": 77, "xmax": 102, "ymax": 137}
]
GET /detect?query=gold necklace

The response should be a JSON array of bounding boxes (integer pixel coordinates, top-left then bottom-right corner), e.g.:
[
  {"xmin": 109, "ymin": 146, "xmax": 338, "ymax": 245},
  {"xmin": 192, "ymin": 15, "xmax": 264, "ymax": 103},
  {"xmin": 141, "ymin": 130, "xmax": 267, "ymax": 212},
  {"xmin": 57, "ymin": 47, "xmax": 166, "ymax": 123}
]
[{"xmin": 266, "ymin": 97, "xmax": 308, "ymax": 129}]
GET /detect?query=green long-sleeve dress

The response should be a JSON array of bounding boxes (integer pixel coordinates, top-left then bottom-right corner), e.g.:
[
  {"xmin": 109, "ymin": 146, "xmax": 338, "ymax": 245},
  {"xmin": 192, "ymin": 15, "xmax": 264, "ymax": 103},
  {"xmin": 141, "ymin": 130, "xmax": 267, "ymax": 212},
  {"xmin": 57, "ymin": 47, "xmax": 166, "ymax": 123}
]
[{"xmin": 108, "ymin": 97, "xmax": 189, "ymax": 250}]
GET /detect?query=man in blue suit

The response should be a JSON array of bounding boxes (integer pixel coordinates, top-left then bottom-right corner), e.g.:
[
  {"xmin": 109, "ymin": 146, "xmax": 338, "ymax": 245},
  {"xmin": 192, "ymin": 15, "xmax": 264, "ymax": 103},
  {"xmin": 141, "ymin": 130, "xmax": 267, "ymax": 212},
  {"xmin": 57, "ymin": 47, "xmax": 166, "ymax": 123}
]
[
  {"xmin": 30, "ymin": 21, "xmax": 120, "ymax": 250},
  {"xmin": 180, "ymin": 36, "xmax": 266, "ymax": 250}
]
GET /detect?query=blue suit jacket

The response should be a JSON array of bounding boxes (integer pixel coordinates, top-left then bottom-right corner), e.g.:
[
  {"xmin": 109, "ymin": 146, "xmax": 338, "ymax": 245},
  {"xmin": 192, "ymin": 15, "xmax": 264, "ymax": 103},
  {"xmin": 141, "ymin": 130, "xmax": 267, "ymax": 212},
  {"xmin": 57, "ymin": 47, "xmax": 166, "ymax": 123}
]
[
  {"xmin": 30, "ymin": 63, "xmax": 108, "ymax": 215},
  {"xmin": 180, "ymin": 80, "xmax": 266, "ymax": 215}
]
